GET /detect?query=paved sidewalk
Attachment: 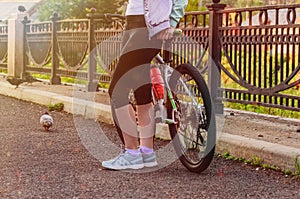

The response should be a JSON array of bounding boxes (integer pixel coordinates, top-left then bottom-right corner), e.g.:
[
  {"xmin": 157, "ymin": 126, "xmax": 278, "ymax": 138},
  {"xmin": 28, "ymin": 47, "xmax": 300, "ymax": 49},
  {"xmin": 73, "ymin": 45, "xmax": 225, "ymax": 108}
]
[{"xmin": 0, "ymin": 76, "xmax": 300, "ymax": 172}]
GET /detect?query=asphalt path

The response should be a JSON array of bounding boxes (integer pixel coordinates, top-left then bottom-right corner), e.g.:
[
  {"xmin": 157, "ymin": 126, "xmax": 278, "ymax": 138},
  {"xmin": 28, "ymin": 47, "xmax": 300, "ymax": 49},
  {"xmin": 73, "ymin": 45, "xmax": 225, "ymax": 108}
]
[{"xmin": 0, "ymin": 94, "xmax": 299, "ymax": 198}]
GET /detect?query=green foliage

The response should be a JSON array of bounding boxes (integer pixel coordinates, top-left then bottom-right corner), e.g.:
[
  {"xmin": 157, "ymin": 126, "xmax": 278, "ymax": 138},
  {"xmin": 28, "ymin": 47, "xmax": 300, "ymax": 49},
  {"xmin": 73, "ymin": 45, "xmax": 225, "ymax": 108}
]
[
  {"xmin": 222, "ymin": 0, "xmax": 264, "ymax": 8},
  {"xmin": 186, "ymin": 0, "xmax": 265, "ymax": 12},
  {"xmin": 250, "ymin": 155, "xmax": 261, "ymax": 166},
  {"xmin": 222, "ymin": 152, "xmax": 235, "ymax": 160},
  {"xmin": 36, "ymin": 0, "xmax": 272, "ymax": 22},
  {"xmin": 99, "ymin": 82, "xmax": 109, "ymax": 89},
  {"xmin": 283, "ymin": 169, "xmax": 292, "ymax": 175},
  {"xmin": 261, "ymin": 163, "xmax": 280, "ymax": 171},
  {"xmin": 294, "ymin": 155, "xmax": 300, "ymax": 176},
  {"xmin": 48, "ymin": 102, "xmax": 64, "ymax": 112},
  {"xmin": 225, "ymin": 102, "xmax": 300, "ymax": 119},
  {"xmin": 37, "ymin": 0, "xmax": 125, "ymax": 21},
  {"xmin": 186, "ymin": 0, "xmax": 210, "ymax": 12},
  {"xmin": 219, "ymin": 152, "xmax": 292, "ymax": 175},
  {"xmin": 0, "ymin": 69, "xmax": 7, "ymax": 74}
]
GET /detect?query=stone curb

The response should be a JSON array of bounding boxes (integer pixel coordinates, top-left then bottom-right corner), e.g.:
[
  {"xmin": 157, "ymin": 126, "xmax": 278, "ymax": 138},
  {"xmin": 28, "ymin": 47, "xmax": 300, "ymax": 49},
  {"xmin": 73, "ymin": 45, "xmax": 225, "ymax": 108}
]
[
  {"xmin": 0, "ymin": 81, "xmax": 113, "ymax": 124},
  {"xmin": 0, "ymin": 81, "xmax": 299, "ymax": 172},
  {"xmin": 217, "ymin": 133, "xmax": 300, "ymax": 172}
]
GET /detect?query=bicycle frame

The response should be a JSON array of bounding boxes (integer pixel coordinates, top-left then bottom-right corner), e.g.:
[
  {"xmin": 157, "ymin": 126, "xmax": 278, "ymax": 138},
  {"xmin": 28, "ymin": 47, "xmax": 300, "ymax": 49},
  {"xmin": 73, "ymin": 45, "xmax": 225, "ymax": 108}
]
[
  {"xmin": 152, "ymin": 53, "xmax": 205, "ymax": 125},
  {"xmin": 152, "ymin": 55, "xmax": 178, "ymax": 124}
]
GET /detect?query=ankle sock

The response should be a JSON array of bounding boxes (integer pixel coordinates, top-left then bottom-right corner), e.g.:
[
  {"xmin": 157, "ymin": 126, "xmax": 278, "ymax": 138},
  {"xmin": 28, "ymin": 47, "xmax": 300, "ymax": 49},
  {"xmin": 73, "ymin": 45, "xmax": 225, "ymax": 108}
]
[
  {"xmin": 125, "ymin": 148, "xmax": 140, "ymax": 156},
  {"xmin": 139, "ymin": 146, "xmax": 154, "ymax": 154}
]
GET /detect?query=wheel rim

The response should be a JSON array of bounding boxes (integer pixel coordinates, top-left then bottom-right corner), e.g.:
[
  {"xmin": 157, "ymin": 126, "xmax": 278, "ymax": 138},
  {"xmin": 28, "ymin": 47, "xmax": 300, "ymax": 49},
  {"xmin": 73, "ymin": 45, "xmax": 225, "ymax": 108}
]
[{"xmin": 170, "ymin": 72, "xmax": 211, "ymax": 165}]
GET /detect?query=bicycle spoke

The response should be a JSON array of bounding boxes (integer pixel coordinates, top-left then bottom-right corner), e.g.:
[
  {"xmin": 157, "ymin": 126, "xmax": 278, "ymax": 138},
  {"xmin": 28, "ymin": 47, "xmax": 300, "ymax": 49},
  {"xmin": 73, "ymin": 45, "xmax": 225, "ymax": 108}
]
[{"xmin": 167, "ymin": 63, "xmax": 215, "ymax": 172}]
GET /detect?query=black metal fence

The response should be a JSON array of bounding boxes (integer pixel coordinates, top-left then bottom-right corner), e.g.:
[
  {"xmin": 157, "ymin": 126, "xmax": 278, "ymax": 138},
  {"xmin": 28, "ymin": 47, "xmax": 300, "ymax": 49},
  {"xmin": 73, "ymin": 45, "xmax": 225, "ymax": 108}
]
[
  {"xmin": 23, "ymin": 12, "xmax": 124, "ymax": 89},
  {"xmin": 0, "ymin": 2, "xmax": 299, "ymax": 113},
  {"xmin": 178, "ymin": 3, "xmax": 300, "ymax": 112},
  {"xmin": 217, "ymin": 4, "xmax": 300, "ymax": 112}
]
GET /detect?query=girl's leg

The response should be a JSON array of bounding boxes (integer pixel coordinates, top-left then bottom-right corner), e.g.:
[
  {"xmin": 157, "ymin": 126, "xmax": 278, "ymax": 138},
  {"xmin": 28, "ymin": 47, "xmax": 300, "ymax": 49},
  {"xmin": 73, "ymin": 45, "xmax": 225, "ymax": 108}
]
[
  {"xmin": 136, "ymin": 103, "xmax": 155, "ymax": 149},
  {"xmin": 109, "ymin": 49, "xmax": 160, "ymax": 151},
  {"xmin": 114, "ymin": 104, "xmax": 139, "ymax": 150},
  {"xmin": 108, "ymin": 27, "xmax": 162, "ymax": 152}
]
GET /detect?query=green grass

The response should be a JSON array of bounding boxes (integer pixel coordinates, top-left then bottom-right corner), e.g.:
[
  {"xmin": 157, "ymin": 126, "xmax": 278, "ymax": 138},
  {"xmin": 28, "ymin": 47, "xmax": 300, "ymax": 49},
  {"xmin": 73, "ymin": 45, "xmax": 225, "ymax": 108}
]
[
  {"xmin": 294, "ymin": 155, "xmax": 300, "ymax": 176},
  {"xmin": 31, "ymin": 73, "xmax": 87, "ymax": 85},
  {"xmin": 48, "ymin": 102, "xmax": 64, "ymax": 112},
  {"xmin": 219, "ymin": 152, "xmax": 300, "ymax": 176},
  {"xmin": 225, "ymin": 102, "xmax": 300, "ymax": 119}
]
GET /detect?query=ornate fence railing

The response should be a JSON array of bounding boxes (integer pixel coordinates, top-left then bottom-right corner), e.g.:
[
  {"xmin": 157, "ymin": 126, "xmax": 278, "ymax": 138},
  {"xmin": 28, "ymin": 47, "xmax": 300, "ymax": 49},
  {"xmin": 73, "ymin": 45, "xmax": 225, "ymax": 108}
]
[
  {"xmin": 217, "ymin": 4, "xmax": 300, "ymax": 111},
  {"xmin": 92, "ymin": 14, "xmax": 124, "ymax": 84},
  {"xmin": 176, "ymin": 11, "xmax": 210, "ymax": 72},
  {"xmin": 0, "ymin": 25, "xmax": 8, "ymax": 70},
  {"xmin": 0, "ymin": 2, "xmax": 299, "ymax": 113},
  {"xmin": 25, "ymin": 20, "xmax": 52, "ymax": 74},
  {"xmin": 24, "ymin": 12, "xmax": 125, "ymax": 88}
]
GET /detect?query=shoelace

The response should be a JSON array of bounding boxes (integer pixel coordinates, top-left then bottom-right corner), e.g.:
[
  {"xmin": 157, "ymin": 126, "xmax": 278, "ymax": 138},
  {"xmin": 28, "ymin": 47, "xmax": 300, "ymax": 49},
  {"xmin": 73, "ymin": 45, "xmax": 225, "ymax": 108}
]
[{"xmin": 109, "ymin": 144, "xmax": 125, "ymax": 162}]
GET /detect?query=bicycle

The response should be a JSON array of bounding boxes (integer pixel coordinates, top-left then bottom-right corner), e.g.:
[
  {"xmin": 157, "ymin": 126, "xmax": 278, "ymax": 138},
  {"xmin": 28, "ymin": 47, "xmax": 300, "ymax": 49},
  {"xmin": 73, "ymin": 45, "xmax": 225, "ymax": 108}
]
[{"xmin": 107, "ymin": 15, "xmax": 216, "ymax": 173}]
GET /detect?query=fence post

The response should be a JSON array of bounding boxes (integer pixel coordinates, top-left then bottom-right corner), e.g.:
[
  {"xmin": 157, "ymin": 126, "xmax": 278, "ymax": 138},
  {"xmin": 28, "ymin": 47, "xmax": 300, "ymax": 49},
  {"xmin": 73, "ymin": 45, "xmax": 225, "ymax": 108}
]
[
  {"xmin": 207, "ymin": 0, "xmax": 226, "ymax": 114},
  {"xmin": 50, "ymin": 12, "xmax": 61, "ymax": 84},
  {"xmin": 21, "ymin": 16, "xmax": 30, "ymax": 78},
  {"xmin": 7, "ymin": 12, "xmax": 27, "ymax": 78},
  {"xmin": 87, "ymin": 9, "xmax": 97, "ymax": 92}
]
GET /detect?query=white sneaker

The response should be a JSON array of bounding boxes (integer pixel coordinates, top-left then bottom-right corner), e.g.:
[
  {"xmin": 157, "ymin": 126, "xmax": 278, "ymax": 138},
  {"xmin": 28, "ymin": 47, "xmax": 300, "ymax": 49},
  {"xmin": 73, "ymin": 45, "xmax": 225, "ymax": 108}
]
[
  {"xmin": 102, "ymin": 151, "xmax": 144, "ymax": 170},
  {"xmin": 142, "ymin": 152, "xmax": 158, "ymax": 167}
]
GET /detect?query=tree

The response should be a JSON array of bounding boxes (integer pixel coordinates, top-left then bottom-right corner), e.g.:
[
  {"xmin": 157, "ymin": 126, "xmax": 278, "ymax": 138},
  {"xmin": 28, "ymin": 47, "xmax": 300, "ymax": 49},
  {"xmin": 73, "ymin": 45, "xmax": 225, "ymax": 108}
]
[
  {"xmin": 36, "ymin": 0, "xmax": 295, "ymax": 21},
  {"xmin": 37, "ymin": 0, "xmax": 124, "ymax": 21}
]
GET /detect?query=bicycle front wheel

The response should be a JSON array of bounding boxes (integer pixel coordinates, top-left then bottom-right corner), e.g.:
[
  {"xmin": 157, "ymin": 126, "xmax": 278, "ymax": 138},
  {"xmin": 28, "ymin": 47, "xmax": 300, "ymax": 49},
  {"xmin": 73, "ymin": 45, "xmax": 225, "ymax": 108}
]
[{"xmin": 167, "ymin": 63, "xmax": 216, "ymax": 173}]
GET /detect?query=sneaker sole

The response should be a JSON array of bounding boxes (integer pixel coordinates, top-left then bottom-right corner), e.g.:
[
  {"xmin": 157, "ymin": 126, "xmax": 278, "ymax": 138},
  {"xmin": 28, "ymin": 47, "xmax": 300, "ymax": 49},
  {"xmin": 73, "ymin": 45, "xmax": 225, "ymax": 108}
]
[
  {"xmin": 144, "ymin": 161, "xmax": 158, "ymax": 167},
  {"xmin": 102, "ymin": 163, "xmax": 144, "ymax": 170}
]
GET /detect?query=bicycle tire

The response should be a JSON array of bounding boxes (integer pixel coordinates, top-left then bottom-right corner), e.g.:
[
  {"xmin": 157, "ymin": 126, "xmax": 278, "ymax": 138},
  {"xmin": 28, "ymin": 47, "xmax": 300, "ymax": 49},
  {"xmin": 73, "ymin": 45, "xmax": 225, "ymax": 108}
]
[{"xmin": 167, "ymin": 63, "xmax": 216, "ymax": 173}]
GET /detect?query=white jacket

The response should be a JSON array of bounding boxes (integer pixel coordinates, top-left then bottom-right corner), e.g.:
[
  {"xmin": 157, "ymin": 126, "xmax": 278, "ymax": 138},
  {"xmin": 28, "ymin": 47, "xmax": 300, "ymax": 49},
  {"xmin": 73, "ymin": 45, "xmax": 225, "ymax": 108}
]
[{"xmin": 144, "ymin": 0, "xmax": 188, "ymax": 39}]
